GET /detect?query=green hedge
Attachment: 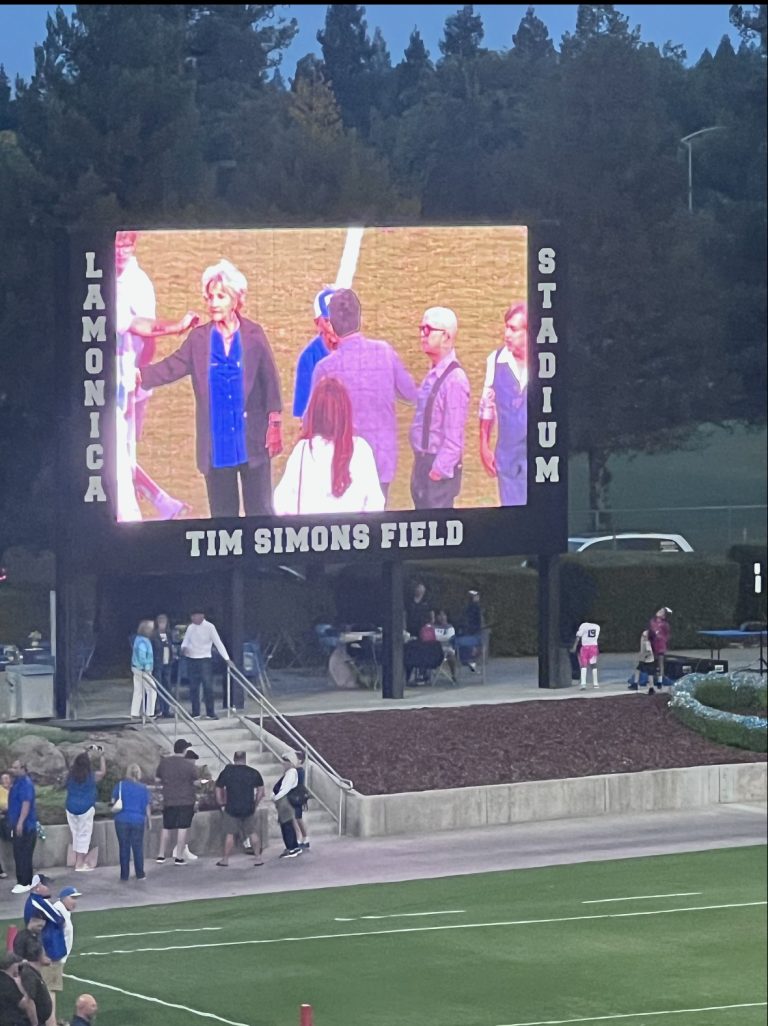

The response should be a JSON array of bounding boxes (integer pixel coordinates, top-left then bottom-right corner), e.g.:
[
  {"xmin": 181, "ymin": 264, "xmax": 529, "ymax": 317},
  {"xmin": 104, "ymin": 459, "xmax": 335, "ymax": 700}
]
[
  {"xmin": 670, "ymin": 673, "xmax": 767, "ymax": 753},
  {"xmin": 728, "ymin": 544, "xmax": 767, "ymax": 627},
  {"xmin": 694, "ymin": 678, "xmax": 767, "ymax": 716}
]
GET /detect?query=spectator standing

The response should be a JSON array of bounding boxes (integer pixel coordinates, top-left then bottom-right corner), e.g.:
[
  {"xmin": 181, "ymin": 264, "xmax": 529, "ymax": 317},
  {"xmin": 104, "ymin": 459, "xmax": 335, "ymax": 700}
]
[
  {"xmin": 629, "ymin": 629, "xmax": 658, "ymax": 694},
  {"xmin": 8, "ymin": 761, "xmax": 37, "ymax": 895},
  {"xmin": 17, "ymin": 940, "xmax": 51, "ymax": 1026},
  {"xmin": 0, "ymin": 772, "xmax": 10, "ymax": 880},
  {"xmin": 457, "ymin": 590, "xmax": 483, "ymax": 673},
  {"xmin": 65, "ymin": 748, "xmax": 106, "ymax": 872},
  {"xmin": 405, "ymin": 582, "xmax": 432, "ymax": 640},
  {"xmin": 180, "ymin": 609, "xmax": 235, "ymax": 721},
  {"xmin": 214, "ymin": 752, "xmax": 265, "ymax": 867},
  {"xmin": 571, "ymin": 621, "xmax": 601, "ymax": 690},
  {"xmin": 22, "ymin": 875, "xmax": 66, "ymax": 1024},
  {"xmin": 70, "ymin": 994, "xmax": 98, "ymax": 1026},
  {"xmin": 0, "ymin": 952, "xmax": 37, "ymax": 1026},
  {"xmin": 291, "ymin": 751, "xmax": 310, "ymax": 850},
  {"xmin": 111, "ymin": 764, "xmax": 151, "ymax": 882},
  {"xmin": 130, "ymin": 620, "xmax": 155, "ymax": 720},
  {"xmin": 151, "ymin": 614, "xmax": 176, "ymax": 718},
  {"xmin": 271, "ymin": 755, "xmax": 302, "ymax": 859},
  {"xmin": 648, "ymin": 607, "xmax": 673, "ymax": 688},
  {"xmin": 53, "ymin": 886, "xmax": 81, "ymax": 967},
  {"xmin": 155, "ymin": 740, "xmax": 198, "ymax": 866}
]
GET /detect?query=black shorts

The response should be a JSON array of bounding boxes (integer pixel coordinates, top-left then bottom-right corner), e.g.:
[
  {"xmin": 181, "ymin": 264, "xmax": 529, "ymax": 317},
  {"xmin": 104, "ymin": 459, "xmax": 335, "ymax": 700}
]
[
  {"xmin": 162, "ymin": 805, "xmax": 194, "ymax": 830},
  {"xmin": 637, "ymin": 660, "xmax": 657, "ymax": 675}
]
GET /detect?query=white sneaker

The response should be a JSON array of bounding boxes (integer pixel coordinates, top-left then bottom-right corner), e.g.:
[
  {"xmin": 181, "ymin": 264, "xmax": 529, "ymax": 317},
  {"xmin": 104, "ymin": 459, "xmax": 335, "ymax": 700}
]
[
  {"xmin": 172, "ymin": 846, "xmax": 198, "ymax": 861},
  {"xmin": 593, "ymin": 683, "xmax": 600, "ymax": 689},
  {"xmin": 75, "ymin": 865, "xmax": 94, "ymax": 872},
  {"xmin": 11, "ymin": 884, "xmax": 31, "ymax": 895}
]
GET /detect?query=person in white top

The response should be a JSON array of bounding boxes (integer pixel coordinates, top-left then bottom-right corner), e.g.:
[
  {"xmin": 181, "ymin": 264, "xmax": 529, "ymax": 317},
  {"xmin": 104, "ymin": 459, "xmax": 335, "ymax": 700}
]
[
  {"xmin": 273, "ymin": 377, "xmax": 385, "ymax": 515},
  {"xmin": 571, "ymin": 621, "xmax": 601, "ymax": 690},
  {"xmin": 271, "ymin": 753, "xmax": 302, "ymax": 858},
  {"xmin": 180, "ymin": 610, "xmax": 234, "ymax": 720},
  {"xmin": 115, "ymin": 230, "xmax": 199, "ymax": 522},
  {"xmin": 52, "ymin": 885, "xmax": 80, "ymax": 964}
]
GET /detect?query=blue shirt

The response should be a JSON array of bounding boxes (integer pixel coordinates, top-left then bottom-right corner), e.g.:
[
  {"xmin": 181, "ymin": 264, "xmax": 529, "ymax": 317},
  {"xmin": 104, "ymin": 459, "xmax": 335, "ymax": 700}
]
[
  {"xmin": 23, "ymin": 893, "xmax": 67, "ymax": 961},
  {"xmin": 66, "ymin": 773, "xmax": 97, "ymax": 815},
  {"xmin": 112, "ymin": 779, "xmax": 150, "ymax": 826},
  {"xmin": 293, "ymin": 335, "xmax": 329, "ymax": 418},
  {"xmin": 132, "ymin": 635, "xmax": 153, "ymax": 672},
  {"xmin": 209, "ymin": 327, "xmax": 247, "ymax": 468},
  {"xmin": 8, "ymin": 775, "xmax": 37, "ymax": 833}
]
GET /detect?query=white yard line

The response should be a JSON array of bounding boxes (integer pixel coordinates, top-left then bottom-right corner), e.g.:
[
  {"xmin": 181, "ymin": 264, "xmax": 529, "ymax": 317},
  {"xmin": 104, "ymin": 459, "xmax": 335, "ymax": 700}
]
[
  {"xmin": 582, "ymin": 892, "xmax": 702, "ymax": 905},
  {"xmin": 64, "ymin": 973, "xmax": 254, "ymax": 1026},
  {"xmin": 94, "ymin": 927, "xmax": 223, "ymax": 939},
  {"xmin": 334, "ymin": 226, "xmax": 364, "ymax": 289},
  {"xmin": 496, "ymin": 1001, "xmax": 767, "ymax": 1026},
  {"xmin": 76, "ymin": 900, "xmax": 767, "ymax": 958},
  {"xmin": 334, "ymin": 910, "xmax": 465, "ymax": 922}
]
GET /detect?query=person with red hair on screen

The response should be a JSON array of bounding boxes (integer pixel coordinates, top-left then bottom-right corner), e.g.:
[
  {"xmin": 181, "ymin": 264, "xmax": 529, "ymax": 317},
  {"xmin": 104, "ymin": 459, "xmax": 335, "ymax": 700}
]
[
  {"xmin": 273, "ymin": 378, "xmax": 384, "ymax": 515},
  {"xmin": 479, "ymin": 302, "xmax": 529, "ymax": 506}
]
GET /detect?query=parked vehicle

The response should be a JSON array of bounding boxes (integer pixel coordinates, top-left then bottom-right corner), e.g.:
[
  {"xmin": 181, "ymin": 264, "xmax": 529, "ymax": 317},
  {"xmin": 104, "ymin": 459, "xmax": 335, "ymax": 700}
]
[{"xmin": 567, "ymin": 533, "xmax": 694, "ymax": 553}]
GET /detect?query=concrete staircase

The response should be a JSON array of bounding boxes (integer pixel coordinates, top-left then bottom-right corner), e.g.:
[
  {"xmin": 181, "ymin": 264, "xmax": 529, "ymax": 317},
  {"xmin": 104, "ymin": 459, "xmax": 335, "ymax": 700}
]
[{"xmin": 152, "ymin": 716, "xmax": 340, "ymax": 844}]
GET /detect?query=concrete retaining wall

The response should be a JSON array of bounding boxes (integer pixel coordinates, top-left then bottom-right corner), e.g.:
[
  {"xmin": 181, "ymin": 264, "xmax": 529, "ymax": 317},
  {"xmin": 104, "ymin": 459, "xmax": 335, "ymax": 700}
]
[
  {"xmin": 342, "ymin": 762, "xmax": 767, "ymax": 838},
  {"xmin": 2, "ymin": 808, "xmax": 270, "ymax": 872}
]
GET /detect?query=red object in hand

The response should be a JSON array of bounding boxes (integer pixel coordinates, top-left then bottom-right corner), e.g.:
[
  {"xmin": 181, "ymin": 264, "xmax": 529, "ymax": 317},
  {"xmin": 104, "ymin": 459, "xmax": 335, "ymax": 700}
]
[
  {"xmin": 299, "ymin": 1005, "xmax": 314, "ymax": 1026},
  {"xmin": 5, "ymin": 925, "xmax": 17, "ymax": 952}
]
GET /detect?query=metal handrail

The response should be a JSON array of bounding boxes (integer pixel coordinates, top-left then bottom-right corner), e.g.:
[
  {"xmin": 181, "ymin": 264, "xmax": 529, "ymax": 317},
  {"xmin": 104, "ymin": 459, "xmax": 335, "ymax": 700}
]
[
  {"xmin": 226, "ymin": 663, "xmax": 353, "ymax": 834},
  {"xmin": 140, "ymin": 671, "xmax": 231, "ymax": 769}
]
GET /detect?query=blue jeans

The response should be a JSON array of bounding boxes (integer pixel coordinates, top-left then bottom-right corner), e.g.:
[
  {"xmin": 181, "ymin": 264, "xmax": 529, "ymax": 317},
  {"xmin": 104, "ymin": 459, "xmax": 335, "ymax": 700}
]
[
  {"xmin": 157, "ymin": 663, "xmax": 176, "ymax": 717},
  {"xmin": 115, "ymin": 820, "xmax": 145, "ymax": 880},
  {"xmin": 187, "ymin": 657, "xmax": 214, "ymax": 717}
]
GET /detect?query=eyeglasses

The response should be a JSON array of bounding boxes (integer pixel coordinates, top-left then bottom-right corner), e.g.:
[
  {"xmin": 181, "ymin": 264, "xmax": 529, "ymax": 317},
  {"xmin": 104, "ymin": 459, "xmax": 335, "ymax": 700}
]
[{"xmin": 419, "ymin": 324, "xmax": 444, "ymax": 337}]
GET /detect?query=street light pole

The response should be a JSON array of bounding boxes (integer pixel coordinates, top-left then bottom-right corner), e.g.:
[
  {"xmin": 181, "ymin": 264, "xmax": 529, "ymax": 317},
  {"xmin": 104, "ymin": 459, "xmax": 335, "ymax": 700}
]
[{"xmin": 680, "ymin": 126, "xmax": 725, "ymax": 212}]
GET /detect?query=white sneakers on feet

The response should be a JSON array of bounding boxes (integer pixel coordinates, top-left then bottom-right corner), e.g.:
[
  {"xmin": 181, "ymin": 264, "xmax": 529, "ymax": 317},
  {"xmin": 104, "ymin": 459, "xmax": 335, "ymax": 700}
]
[
  {"xmin": 172, "ymin": 845, "xmax": 198, "ymax": 861},
  {"xmin": 11, "ymin": 884, "xmax": 31, "ymax": 895}
]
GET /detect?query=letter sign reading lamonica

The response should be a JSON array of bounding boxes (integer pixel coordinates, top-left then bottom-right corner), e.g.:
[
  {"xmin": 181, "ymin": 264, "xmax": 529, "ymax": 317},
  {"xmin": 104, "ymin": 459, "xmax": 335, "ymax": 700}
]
[{"xmin": 82, "ymin": 252, "xmax": 108, "ymax": 503}]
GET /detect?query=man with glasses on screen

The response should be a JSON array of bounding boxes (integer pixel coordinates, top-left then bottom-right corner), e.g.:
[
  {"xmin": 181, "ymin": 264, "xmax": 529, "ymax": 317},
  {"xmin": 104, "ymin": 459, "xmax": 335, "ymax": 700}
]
[
  {"xmin": 409, "ymin": 307, "xmax": 470, "ymax": 510},
  {"xmin": 115, "ymin": 230, "xmax": 199, "ymax": 521},
  {"xmin": 479, "ymin": 302, "xmax": 528, "ymax": 506},
  {"xmin": 310, "ymin": 289, "xmax": 417, "ymax": 501}
]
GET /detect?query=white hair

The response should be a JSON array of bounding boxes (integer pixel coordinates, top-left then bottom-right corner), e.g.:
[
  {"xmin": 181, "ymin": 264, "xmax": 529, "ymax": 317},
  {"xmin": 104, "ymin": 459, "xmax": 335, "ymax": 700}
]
[
  {"xmin": 201, "ymin": 259, "xmax": 248, "ymax": 302},
  {"xmin": 423, "ymin": 306, "xmax": 458, "ymax": 340}
]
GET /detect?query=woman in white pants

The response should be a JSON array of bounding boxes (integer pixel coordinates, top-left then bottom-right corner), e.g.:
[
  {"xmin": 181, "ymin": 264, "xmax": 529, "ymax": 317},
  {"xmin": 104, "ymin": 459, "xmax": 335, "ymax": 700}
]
[
  {"xmin": 131, "ymin": 619, "xmax": 156, "ymax": 719},
  {"xmin": 65, "ymin": 748, "xmax": 106, "ymax": 871}
]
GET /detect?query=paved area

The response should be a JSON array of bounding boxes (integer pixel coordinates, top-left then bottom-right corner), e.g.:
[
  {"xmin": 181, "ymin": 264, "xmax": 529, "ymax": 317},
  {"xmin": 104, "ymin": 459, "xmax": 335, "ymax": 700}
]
[
  {"xmin": 65, "ymin": 647, "xmax": 750, "ymax": 722},
  {"xmin": 1, "ymin": 802, "xmax": 764, "ymax": 918}
]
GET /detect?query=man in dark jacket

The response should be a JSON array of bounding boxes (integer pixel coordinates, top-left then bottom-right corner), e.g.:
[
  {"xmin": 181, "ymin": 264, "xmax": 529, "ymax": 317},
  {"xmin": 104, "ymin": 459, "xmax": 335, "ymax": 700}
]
[{"xmin": 71, "ymin": 993, "xmax": 98, "ymax": 1025}]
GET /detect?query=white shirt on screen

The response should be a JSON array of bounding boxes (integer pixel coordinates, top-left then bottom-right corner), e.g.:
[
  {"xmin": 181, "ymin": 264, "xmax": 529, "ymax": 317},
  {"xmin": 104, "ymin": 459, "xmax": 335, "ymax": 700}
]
[
  {"xmin": 181, "ymin": 620, "xmax": 231, "ymax": 662},
  {"xmin": 576, "ymin": 622, "xmax": 600, "ymax": 646},
  {"xmin": 116, "ymin": 255, "xmax": 156, "ymax": 402},
  {"xmin": 273, "ymin": 436, "xmax": 385, "ymax": 516},
  {"xmin": 478, "ymin": 348, "xmax": 528, "ymax": 421}
]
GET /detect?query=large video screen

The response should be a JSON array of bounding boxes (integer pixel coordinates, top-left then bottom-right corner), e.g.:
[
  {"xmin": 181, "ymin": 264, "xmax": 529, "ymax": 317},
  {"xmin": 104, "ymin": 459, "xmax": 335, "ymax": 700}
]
[{"xmin": 114, "ymin": 226, "xmax": 528, "ymax": 523}]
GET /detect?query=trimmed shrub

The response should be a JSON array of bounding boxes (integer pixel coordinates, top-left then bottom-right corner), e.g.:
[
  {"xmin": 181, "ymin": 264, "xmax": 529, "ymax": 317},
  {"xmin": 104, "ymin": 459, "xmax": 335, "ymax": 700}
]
[{"xmin": 670, "ymin": 672, "xmax": 767, "ymax": 753}]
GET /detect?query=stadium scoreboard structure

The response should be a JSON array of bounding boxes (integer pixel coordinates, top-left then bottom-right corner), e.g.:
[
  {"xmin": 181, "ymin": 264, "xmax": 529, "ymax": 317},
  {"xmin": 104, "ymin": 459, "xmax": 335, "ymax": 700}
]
[{"xmin": 57, "ymin": 223, "xmax": 568, "ymax": 711}]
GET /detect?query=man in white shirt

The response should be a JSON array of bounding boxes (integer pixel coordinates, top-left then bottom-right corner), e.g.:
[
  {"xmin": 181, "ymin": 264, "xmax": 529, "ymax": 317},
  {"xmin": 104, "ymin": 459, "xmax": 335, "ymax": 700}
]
[
  {"xmin": 180, "ymin": 609, "xmax": 235, "ymax": 720},
  {"xmin": 271, "ymin": 753, "xmax": 302, "ymax": 858},
  {"xmin": 52, "ymin": 886, "xmax": 80, "ymax": 965}
]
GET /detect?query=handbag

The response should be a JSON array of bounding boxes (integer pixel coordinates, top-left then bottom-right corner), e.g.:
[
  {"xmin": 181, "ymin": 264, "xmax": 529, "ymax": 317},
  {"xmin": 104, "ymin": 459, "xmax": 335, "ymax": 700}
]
[{"xmin": 111, "ymin": 782, "xmax": 123, "ymax": 813}]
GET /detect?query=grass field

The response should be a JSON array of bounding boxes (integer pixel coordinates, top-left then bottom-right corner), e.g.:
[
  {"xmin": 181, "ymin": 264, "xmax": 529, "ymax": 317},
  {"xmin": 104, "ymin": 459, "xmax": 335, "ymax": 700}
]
[{"xmin": 11, "ymin": 845, "xmax": 765, "ymax": 1026}]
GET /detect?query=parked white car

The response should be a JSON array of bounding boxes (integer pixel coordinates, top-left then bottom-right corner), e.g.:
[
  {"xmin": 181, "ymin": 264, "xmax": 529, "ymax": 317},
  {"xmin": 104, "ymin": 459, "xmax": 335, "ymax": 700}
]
[{"xmin": 567, "ymin": 533, "xmax": 694, "ymax": 553}]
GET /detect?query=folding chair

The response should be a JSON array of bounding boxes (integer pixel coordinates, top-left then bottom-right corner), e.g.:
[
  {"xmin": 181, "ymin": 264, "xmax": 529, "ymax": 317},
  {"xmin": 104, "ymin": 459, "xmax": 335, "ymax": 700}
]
[{"xmin": 432, "ymin": 645, "xmax": 458, "ymax": 686}]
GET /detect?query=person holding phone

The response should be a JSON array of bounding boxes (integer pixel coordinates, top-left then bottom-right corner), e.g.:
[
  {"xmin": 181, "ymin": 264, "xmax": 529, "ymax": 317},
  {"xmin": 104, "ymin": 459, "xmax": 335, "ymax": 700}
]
[{"xmin": 65, "ymin": 747, "xmax": 106, "ymax": 872}]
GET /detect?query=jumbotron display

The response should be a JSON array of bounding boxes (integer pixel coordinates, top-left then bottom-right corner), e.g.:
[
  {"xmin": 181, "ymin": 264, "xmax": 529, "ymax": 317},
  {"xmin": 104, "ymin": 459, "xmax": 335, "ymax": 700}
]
[{"xmin": 114, "ymin": 226, "xmax": 529, "ymax": 522}]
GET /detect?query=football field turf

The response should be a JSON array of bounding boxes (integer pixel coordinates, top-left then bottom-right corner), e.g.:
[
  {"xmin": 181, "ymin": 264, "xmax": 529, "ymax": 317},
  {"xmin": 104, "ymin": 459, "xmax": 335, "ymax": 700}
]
[{"xmin": 30, "ymin": 845, "xmax": 768, "ymax": 1026}]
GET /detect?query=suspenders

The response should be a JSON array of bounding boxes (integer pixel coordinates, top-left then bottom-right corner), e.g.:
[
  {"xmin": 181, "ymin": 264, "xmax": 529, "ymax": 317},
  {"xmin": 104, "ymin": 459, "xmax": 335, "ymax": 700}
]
[{"xmin": 421, "ymin": 360, "xmax": 460, "ymax": 452}]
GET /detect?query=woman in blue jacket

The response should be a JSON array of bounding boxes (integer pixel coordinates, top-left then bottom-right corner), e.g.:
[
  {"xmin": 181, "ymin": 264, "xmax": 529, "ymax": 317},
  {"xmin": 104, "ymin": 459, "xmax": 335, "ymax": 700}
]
[
  {"xmin": 112, "ymin": 764, "xmax": 152, "ymax": 881},
  {"xmin": 131, "ymin": 619, "xmax": 155, "ymax": 720}
]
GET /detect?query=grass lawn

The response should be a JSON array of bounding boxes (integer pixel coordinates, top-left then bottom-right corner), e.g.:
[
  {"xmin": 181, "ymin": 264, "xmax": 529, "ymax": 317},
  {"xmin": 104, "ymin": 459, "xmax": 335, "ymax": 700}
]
[{"xmin": 6, "ymin": 846, "xmax": 767, "ymax": 1026}]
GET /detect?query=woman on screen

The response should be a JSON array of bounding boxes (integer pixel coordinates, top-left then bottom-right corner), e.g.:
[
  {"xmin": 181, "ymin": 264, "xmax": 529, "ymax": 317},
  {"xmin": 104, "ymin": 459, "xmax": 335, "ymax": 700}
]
[
  {"xmin": 273, "ymin": 378, "xmax": 385, "ymax": 515},
  {"xmin": 139, "ymin": 259, "xmax": 283, "ymax": 518}
]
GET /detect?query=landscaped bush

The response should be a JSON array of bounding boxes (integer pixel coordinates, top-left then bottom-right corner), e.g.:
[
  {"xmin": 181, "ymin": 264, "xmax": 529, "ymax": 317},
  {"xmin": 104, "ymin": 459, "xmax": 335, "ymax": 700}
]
[{"xmin": 670, "ymin": 672, "xmax": 767, "ymax": 753}]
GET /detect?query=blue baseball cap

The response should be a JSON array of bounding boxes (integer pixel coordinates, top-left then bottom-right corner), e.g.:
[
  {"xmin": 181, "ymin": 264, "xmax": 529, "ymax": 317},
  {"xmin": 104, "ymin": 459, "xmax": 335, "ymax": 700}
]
[
  {"xmin": 313, "ymin": 287, "xmax": 337, "ymax": 320},
  {"xmin": 59, "ymin": 886, "xmax": 82, "ymax": 899}
]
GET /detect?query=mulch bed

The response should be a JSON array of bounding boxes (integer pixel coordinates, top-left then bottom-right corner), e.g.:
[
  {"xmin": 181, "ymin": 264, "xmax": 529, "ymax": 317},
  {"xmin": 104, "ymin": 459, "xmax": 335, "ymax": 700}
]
[{"xmin": 274, "ymin": 694, "xmax": 766, "ymax": 796}]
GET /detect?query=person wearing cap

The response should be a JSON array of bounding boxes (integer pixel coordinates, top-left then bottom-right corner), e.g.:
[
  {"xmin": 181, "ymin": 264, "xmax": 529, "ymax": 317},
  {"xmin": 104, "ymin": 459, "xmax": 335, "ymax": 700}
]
[
  {"xmin": 70, "ymin": 993, "xmax": 98, "ymax": 1026},
  {"xmin": 0, "ymin": 952, "xmax": 38, "ymax": 1026},
  {"xmin": 155, "ymin": 740, "xmax": 199, "ymax": 866},
  {"xmin": 140, "ymin": 258, "xmax": 283, "ymax": 518},
  {"xmin": 22, "ymin": 875, "xmax": 66, "ymax": 1023},
  {"xmin": 271, "ymin": 755, "xmax": 302, "ymax": 858},
  {"xmin": 292, "ymin": 287, "xmax": 338, "ymax": 420},
  {"xmin": 479, "ymin": 302, "xmax": 528, "ymax": 506},
  {"xmin": 311, "ymin": 288, "xmax": 418, "ymax": 499},
  {"xmin": 111, "ymin": 764, "xmax": 152, "ymax": 882},
  {"xmin": 8, "ymin": 761, "xmax": 38, "ymax": 897},
  {"xmin": 180, "ymin": 609, "xmax": 235, "ymax": 721},
  {"xmin": 214, "ymin": 752, "xmax": 265, "ymax": 867},
  {"xmin": 409, "ymin": 307, "xmax": 470, "ymax": 510},
  {"xmin": 53, "ymin": 887, "xmax": 81, "ymax": 967},
  {"xmin": 648, "ymin": 607, "xmax": 673, "ymax": 688}
]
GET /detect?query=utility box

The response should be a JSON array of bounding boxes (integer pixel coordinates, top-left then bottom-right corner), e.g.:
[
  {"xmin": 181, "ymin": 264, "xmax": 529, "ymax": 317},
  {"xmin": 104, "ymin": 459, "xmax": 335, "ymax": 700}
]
[{"xmin": 3, "ymin": 664, "xmax": 55, "ymax": 720}]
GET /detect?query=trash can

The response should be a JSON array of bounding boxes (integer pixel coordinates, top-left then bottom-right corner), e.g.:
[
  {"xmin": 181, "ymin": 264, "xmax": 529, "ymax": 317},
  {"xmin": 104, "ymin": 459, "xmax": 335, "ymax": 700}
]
[
  {"xmin": 242, "ymin": 641, "xmax": 265, "ymax": 677},
  {"xmin": 4, "ymin": 664, "xmax": 55, "ymax": 720}
]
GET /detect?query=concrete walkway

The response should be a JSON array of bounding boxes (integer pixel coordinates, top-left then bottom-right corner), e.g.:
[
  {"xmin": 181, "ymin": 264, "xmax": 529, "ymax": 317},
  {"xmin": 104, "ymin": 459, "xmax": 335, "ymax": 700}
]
[
  {"xmin": 65, "ymin": 647, "xmax": 748, "ymax": 722},
  {"xmin": 1, "ymin": 802, "xmax": 764, "ymax": 918}
]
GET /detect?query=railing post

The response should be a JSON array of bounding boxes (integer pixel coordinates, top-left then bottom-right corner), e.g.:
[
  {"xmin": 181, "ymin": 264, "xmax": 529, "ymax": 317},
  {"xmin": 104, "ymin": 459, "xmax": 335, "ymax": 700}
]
[{"xmin": 226, "ymin": 667, "xmax": 231, "ymax": 718}]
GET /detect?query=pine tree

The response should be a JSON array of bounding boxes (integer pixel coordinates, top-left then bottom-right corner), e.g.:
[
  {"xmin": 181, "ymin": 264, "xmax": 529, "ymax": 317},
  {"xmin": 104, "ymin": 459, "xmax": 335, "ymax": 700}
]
[{"xmin": 439, "ymin": 5, "xmax": 485, "ymax": 61}]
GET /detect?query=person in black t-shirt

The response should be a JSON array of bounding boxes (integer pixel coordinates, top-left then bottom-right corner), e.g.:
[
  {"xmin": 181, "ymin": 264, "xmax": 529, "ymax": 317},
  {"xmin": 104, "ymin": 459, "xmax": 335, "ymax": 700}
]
[
  {"xmin": 214, "ymin": 752, "xmax": 265, "ymax": 867},
  {"xmin": 0, "ymin": 952, "xmax": 36, "ymax": 1026}
]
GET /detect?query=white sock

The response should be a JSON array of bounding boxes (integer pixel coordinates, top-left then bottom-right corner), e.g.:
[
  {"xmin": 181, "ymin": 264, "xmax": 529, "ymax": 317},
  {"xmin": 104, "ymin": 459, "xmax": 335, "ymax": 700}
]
[
  {"xmin": 580, "ymin": 667, "xmax": 587, "ymax": 687},
  {"xmin": 592, "ymin": 667, "xmax": 599, "ymax": 688}
]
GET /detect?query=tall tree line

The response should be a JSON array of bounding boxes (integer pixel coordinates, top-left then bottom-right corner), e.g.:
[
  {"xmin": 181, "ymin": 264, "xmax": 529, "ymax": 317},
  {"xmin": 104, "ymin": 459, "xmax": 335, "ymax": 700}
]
[{"xmin": 0, "ymin": 3, "xmax": 765, "ymax": 548}]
